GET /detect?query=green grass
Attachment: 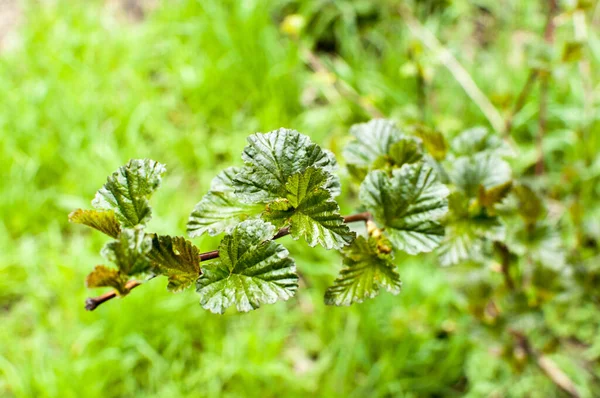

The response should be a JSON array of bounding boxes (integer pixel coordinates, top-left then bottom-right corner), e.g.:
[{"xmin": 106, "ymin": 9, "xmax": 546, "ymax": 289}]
[{"xmin": 1, "ymin": 0, "xmax": 599, "ymax": 396}]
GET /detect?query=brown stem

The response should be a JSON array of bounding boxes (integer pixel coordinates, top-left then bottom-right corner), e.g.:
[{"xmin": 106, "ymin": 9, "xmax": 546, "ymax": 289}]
[
  {"xmin": 85, "ymin": 212, "xmax": 373, "ymax": 311},
  {"xmin": 494, "ymin": 242, "xmax": 514, "ymax": 291}
]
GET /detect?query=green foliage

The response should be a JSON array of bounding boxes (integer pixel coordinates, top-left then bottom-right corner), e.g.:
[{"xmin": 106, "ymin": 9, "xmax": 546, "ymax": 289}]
[
  {"xmin": 196, "ymin": 220, "xmax": 298, "ymax": 314},
  {"xmin": 92, "ymin": 159, "xmax": 166, "ymax": 227},
  {"xmin": 146, "ymin": 235, "xmax": 201, "ymax": 292},
  {"xmin": 360, "ymin": 164, "xmax": 449, "ymax": 255},
  {"xmin": 325, "ymin": 235, "xmax": 401, "ymax": 306},
  {"xmin": 68, "ymin": 209, "xmax": 121, "ymax": 238}
]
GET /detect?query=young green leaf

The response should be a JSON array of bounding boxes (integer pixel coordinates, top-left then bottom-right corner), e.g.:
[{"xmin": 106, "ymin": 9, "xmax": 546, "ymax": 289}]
[
  {"xmin": 477, "ymin": 181, "xmax": 513, "ymax": 215},
  {"xmin": 343, "ymin": 119, "xmax": 404, "ymax": 168},
  {"xmin": 101, "ymin": 227, "xmax": 153, "ymax": 276},
  {"xmin": 233, "ymin": 128, "xmax": 339, "ymax": 203},
  {"xmin": 264, "ymin": 167, "xmax": 355, "ymax": 249},
  {"xmin": 196, "ymin": 220, "xmax": 298, "ymax": 314},
  {"xmin": 325, "ymin": 235, "xmax": 401, "ymax": 306},
  {"xmin": 513, "ymin": 184, "xmax": 545, "ymax": 225},
  {"xmin": 411, "ymin": 125, "xmax": 448, "ymax": 161},
  {"xmin": 451, "ymin": 153, "xmax": 511, "ymax": 198},
  {"xmin": 360, "ymin": 163, "xmax": 449, "ymax": 255},
  {"xmin": 187, "ymin": 167, "xmax": 264, "ymax": 237},
  {"xmin": 92, "ymin": 159, "xmax": 166, "ymax": 227},
  {"xmin": 372, "ymin": 137, "xmax": 424, "ymax": 170},
  {"xmin": 69, "ymin": 209, "xmax": 121, "ymax": 238},
  {"xmin": 147, "ymin": 235, "xmax": 201, "ymax": 292},
  {"xmin": 86, "ymin": 265, "xmax": 130, "ymax": 295}
]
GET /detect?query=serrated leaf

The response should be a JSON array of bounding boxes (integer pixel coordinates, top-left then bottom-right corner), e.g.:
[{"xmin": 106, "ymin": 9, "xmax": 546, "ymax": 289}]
[
  {"xmin": 343, "ymin": 119, "xmax": 404, "ymax": 167},
  {"xmin": 85, "ymin": 265, "xmax": 129, "ymax": 295},
  {"xmin": 187, "ymin": 167, "xmax": 264, "ymax": 237},
  {"xmin": 101, "ymin": 227, "xmax": 153, "ymax": 275},
  {"xmin": 196, "ymin": 220, "xmax": 298, "ymax": 314},
  {"xmin": 451, "ymin": 153, "xmax": 511, "ymax": 198},
  {"xmin": 451, "ymin": 127, "xmax": 512, "ymax": 157},
  {"xmin": 412, "ymin": 125, "xmax": 448, "ymax": 161},
  {"xmin": 263, "ymin": 167, "xmax": 355, "ymax": 249},
  {"xmin": 372, "ymin": 137, "xmax": 423, "ymax": 170},
  {"xmin": 92, "ymin": 159, "xmax": 166, "ymax": 227},
  {"xmin": 69, "ymin": 209, "xmax": 121, "ymax": 238},
  {"xmin": 360, "ymin": 164, "xmax": 449, "ymax": 255},
  {"xmin": 233, "ymin": 129, "xmax": 339, "ymax": 203},
  {"xmin": 325, "ymin": 236, "xmax": 401, "ymax": 306},
  {"xmin": 146, "ymin": 235, "xmax": 201, "ymax": 292}
]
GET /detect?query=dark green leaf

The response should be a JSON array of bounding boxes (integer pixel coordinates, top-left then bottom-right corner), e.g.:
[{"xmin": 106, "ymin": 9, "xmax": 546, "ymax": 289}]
[
  {"xmin": 92, "ymin": 159, "xmax": 166, "ymax": 227},
  {"xmin": 147, "ymin": 235, "xmax": 201, "ymax": 292},
  {"xmin": 514, "ymin": 184, "xmax": 545, "ymax": 225},
  {"xmin": 101, "ymin": 227, "xmax": 153, "ymax": 275},
  {"xmin": 360, "ymin": 163, "xmax": 449, "ymax": 255},
  {"xmin": 325, "ymin": 236, "xmax": 401, "ymax": 306},
  {"xmin": 196, "ymin": 220, "xmax": 298, "ymax": 314},
  {"xmin": 233, "ymin": 128, "xmax": 339, "ymax": 203},
  {"xmin": 69, "ymin": 209, "xmax": 121, "ymax": 238}
]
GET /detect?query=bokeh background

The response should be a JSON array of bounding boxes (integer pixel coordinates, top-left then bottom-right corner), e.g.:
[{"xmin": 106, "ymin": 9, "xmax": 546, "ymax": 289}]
[{"xmin": 1, "ymin": 0, "xmax": 599, "ymax": 397}]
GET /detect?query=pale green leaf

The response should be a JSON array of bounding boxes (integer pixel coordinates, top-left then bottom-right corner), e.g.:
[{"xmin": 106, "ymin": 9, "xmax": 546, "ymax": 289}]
[
  {"xmin": 69, "ymin": 209, "xmax": 121, "ymax": 238},
  {"xmin": 451, "ymin": 127, "xmax": 513, "ymax": 157},
  {"xmin": 196, "ymin": 220, "xmax": 298, "ymax": 314},
  {"xmin": 263, "ymin": 167, "xmax": 355, "ymax": 249},
  {"xmin": 147, "ymin": 235, "xmax": 201, "ymax": 292},
  {"xmin": 187, "ymin": 167, "xmax": 264, "ymax": 237},
  {"xmin": 360, "ymin": 164, "xmax": 449, "ymax": 255},
  {"xmin": 101, "ymin": 227, "xmax": 153, "ymax": 275},
  {"xmin": 451, "ymin": 153, "xmax": 511, "ymax": 198},
  {"xmin": 233, "ymin": 129, "xmax": 339, "ymax": 203},
  {"xmin": 92, "ymin": 159, "xmax": 166, "ymax": 227},
  {"xmin": 343, "ymin": 119, "xmax": 404, "ymax": 167},
  {"xmin": 325, "ymin": 236, "xmax": 401, "ymax": 306},
  {"xmin": 85, "ymin": 265, "xmax": 129, "ymax": 295}
]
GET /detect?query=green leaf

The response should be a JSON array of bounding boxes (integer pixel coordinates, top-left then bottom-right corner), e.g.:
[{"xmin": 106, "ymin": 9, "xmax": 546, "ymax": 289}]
[
  {"xmin": 147, "ymin": 235, "xmax": 201, "ymax": 292},
  {"xmin": 196, "ymin": 220, "xmax": 298, "ymax": 314},
  {"xmin": 92, "ymin": 159, "xmax": 166, "ymax": 227},
  {"xmin": 69, "ymin": 209, "xmax": 121, "ymax": 238},
  {"xmin": 325, "ymin": 235, "xmax": 401, "ymax": 306},
  {"xmin": 451, "ymin": 153, "xmax": 511, "ymax": 198},
  {"xmin": 451, "ymin": 127, "xmax": 512, "ymax": 157},
  {"xmin": 233, "ymin": 129, "xmax": 339, "ymax": 203},
  {"xmin": 85, "ymin": 265, "xmax": 129, "ymax": 295},
  {"xmin": 101, "ymin": 227, "xmax": 153, "ymax": 275},
  {"xmin": 372, "ymin": 137, "xmax": 423, "ymax": 170},
  {"xmin": 513, "ymin": 184, "xmax": 545, "ymax": 225},
  {"xmin": 411, "ymin": 125, "xmax": 448, "ymax": 161},
  {"xmin": 343, "ymin": 119, "xmax": 404, "ymax": 167},
  {"xmin": 263, "ymin": 167, "xmax": 355, "ymax": 249},
  {"xmin": 477, "ymin": 181, "xmax": 513, "ymax": 215},
  {"xmin": 360, "ymin": 164, "xmax": 449, "ymax": 255},
  {"xmin": 187, "ymin": 167, "xmax": 264, "ymax": 237}
]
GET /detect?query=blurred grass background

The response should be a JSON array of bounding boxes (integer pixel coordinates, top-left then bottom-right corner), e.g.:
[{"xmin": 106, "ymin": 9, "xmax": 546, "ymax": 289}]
[{"xmin": 0, "ymin": 0, "xmax": 599, "ymax": 397}]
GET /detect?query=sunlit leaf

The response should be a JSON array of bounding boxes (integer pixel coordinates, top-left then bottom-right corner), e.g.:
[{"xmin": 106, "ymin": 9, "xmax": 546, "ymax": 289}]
[
  {"xmin": 360, "ymin": 163, "xmax": 449, "ymax": 255},
  {"xmin": 264, "ymin": 167, "xmax": 355, "ymax": 249},
  {"xmin": 92, "ymin": 159, "xmax": 166, "ymax": 227},
  {"xmin": 196, "ymin": 220, "xmax": 298, "ymax": 314},
  {"xmin": 69, "ymin": 209, "xmax": 121, "ymax": 238},
  {"xmin": 325, "ymin": 235, "xmax": 401, "ymax": 306},
  {"xmin": 187, "ymin": 167, "xmax": 264, "ymax": 237}
]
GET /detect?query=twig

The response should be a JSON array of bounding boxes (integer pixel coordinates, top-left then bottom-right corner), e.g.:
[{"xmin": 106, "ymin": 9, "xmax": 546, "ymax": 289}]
[
  {"xmin": 85, "ymin": 212, "xmax": 373, "ymax": 311},
  {"xmin": 510, "ymin": 330, "xmax": 580, "ymax": 397},
  {"xmin": 399, "ymin": 6, "xmax": 506, "ymax": 134},
  {"xmin": 536, "ymin": 0, "xmax": 559, "ymax": 175},
  {"xmin": 494, "ymin": 242, "xmax": 514, "ymax": 291}
]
